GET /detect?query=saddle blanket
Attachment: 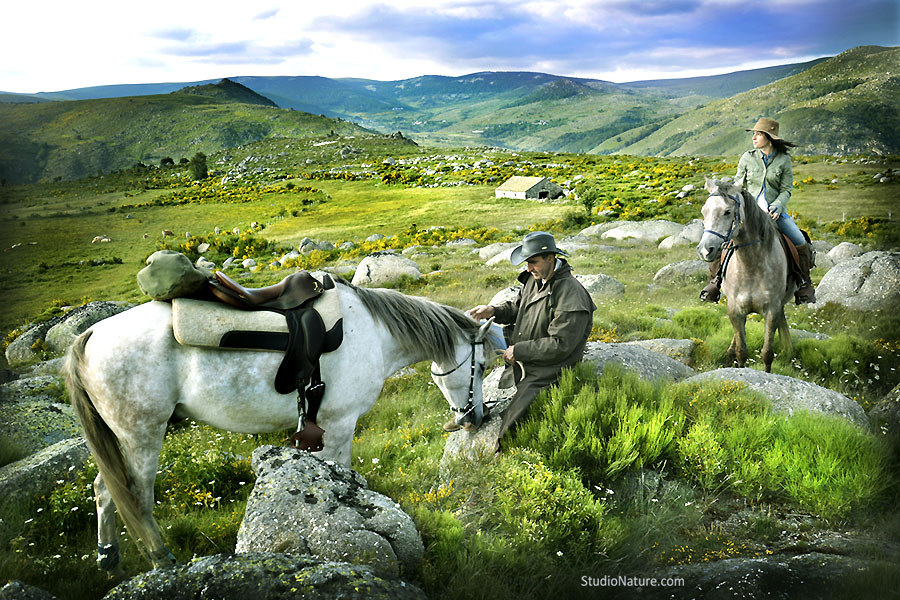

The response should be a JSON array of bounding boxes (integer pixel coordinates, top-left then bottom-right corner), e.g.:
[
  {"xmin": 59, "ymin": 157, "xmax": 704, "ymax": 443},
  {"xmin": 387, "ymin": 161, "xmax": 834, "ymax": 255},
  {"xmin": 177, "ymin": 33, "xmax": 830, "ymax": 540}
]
[{"xmin": 172, "ymin": 277, "xmax": 342, "ymax": 349}]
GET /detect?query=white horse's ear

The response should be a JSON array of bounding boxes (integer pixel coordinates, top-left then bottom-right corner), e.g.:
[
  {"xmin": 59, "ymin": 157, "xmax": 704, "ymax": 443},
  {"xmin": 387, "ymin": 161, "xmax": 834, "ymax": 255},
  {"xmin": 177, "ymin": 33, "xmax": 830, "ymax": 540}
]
[
  {"xmin": 733, "ymin": 174, "xmax": 746, "ymax": 190},
  {"xmin": 704, "ymin": 176, "xmax": 716, "ymax": 193},
  {"xmin": 475, "ymin": 317, "xmax": 495, "ymax": 342}
]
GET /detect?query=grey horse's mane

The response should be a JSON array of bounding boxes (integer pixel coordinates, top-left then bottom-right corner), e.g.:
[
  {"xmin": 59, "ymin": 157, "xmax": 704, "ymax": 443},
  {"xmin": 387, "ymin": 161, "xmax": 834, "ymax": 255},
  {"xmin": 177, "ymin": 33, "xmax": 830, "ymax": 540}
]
[
  {"xmin": 336, "ymin": 278, "xmax": 494, "ymax": 363},
  {"xmin": 713, "ymin": 177, "xmax": 778, "ymax": 245}
]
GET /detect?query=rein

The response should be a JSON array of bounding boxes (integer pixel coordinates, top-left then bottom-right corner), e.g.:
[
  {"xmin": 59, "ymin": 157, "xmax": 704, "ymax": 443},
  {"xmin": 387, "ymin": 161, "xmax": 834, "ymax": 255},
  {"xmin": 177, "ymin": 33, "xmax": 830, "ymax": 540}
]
[{"xmin": 431, "ymin": 340, "xmax": 484, "ymax": 418}]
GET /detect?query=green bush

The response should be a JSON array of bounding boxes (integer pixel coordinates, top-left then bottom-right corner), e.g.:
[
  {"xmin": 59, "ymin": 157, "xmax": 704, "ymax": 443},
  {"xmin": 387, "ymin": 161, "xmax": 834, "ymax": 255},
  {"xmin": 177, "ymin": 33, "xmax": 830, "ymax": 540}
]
[{"xmin": 513, "ymin": 365, "xmax": 683, "ymax": 480}]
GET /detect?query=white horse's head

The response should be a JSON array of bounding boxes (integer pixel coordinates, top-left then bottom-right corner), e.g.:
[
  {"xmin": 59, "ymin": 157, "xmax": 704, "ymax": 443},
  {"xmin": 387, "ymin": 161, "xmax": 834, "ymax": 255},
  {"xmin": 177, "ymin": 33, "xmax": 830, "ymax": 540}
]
[
  {"xmin": 431, "ymin": 318, "xmax": 494, "ymax": 431},
  {"xmin": 697, "ymin": 176, "xmax": 745, "ymax": 261}
]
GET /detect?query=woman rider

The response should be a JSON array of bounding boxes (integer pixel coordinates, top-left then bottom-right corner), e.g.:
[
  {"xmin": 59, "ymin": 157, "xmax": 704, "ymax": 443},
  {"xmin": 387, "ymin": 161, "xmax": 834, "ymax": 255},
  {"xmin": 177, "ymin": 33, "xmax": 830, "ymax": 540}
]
[{"xmin": 700, "ymin": 117, "xmax": 816, "ymax": 304}]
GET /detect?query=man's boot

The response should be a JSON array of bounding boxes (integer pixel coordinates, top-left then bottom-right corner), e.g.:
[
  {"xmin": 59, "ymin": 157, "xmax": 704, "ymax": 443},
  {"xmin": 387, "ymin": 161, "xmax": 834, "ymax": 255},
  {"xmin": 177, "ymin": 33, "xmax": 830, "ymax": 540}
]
[
  {"xmin": 699, "ymin": 256, "xmax": 723, "ymax": 302},
  {"xmin": 795, "ymin": 244, "xmax": 816, "ymax": 304}
]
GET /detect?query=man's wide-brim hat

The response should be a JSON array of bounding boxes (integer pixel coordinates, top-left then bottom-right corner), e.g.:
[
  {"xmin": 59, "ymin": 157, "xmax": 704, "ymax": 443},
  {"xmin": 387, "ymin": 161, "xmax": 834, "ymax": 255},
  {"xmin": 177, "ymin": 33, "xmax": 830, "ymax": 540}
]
[
  {"xmin": 510, "ymin": 231, "xmax": 568, "ymax": 265},
  {"xmin": 746, "ymin": 117, "xmax": 782, "ymax": 140}
]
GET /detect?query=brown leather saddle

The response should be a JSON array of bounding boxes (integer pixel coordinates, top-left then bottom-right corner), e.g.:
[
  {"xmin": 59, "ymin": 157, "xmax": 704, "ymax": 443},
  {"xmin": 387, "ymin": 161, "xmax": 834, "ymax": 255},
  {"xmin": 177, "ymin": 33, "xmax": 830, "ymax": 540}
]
[
  {"xmin": 777, "ymin": 229, "xmax": 814, "ymax": 283},
  {"xmin": 206, "ymin": 270, "xmax": 343, "ymax": 452},
  {"xmin": 722, "ymin": 230, "xmax": 811, "ymax": 286}
]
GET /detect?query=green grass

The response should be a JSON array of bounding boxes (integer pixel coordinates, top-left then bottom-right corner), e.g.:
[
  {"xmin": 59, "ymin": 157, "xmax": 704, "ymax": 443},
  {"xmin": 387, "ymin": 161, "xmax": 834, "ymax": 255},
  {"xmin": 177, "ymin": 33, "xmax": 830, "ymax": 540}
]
[{"xmin": 2, "ymin": 145, "xmax": 899, "ymax": 598}]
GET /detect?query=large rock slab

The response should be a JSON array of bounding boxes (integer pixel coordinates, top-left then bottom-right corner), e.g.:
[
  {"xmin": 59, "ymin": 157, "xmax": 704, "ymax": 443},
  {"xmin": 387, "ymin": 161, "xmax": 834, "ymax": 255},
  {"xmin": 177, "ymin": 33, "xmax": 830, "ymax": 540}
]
[
  {"xmin": 601, "ymin": 220, "xmax": 685, "ymax": 244},
  {"xmin": 827, "ymin": 241, "xmax": 865, "ymax": 262},
  {"xmin": 44, "ymin": 301, "xmax": 131, "ymax": 353},
  {"xmin": 488, "ymin": 285, "xmax": 520, "ymax": 306},
  {"xmin": 351, "ymin": 252, "xmax": 421, "ymax": 287},
  {"xmin": 0, "ymin": 581, "xmax": 57, "ymax": 600},
  {"xmin": 811, "ymin": 240, "xmax": 837, "ymax": 270},
  {"xmin": 5, "ymin": 317, "xmax": 65, "ymax": 368},
  {"xmin": 103, "ymin": 552, "xmax": 426, "ymax": 600},
  {"xmin": 683, "ymin": 368, "xmax": 870, "ymax": 430},
  {"xmin": 0, "ymin": 437, "xmax": 89, "ymax": 508},
  {"xmin": 486, "ymin": 247, "xmax": 517, "ymax": 266},
  {"xmin": 584, "ymin": 342, "xmax": 696, "ymax": 382},
  {"xmin": 578, "ymin": 221, "xmax": 635, "ymax": 237},
  {"xmin": 0, "ymin": 375, "xmax": 82, "ymax": 454},
  {"xmin": 658, "ymin": 219, "xmax": 704, "ymax": 249},
  {"xmin": 236, "ymin": 446, "xmax": 423, "ymax": 578},
  {"xmin": 621, "ymin": 338, "xmax": 697, "ymax": 366},
  {"xmin": 576, "ymin": 273, "xmax": 625, "ymax": 298},
  {"xmin": 642, "ymin": 553, "xmax": 894, "ymax": 600},
  {"xmin": 814, "ymin": 251, "xmax": 900, "ymax": 311},
  {"xmin": 653, "ymin": 260, "xmax": 708, "ymax": 286},
  {"xmin": 5, "ymin": 302, "xmax": 131, "ymax": 366},
  {"xmin": 478, "ymin": 242, "xmax": 518, "ymax": 261},
  {"xmin": 870, "ymin": 383, "xmax": 900, "ymax": 437}
]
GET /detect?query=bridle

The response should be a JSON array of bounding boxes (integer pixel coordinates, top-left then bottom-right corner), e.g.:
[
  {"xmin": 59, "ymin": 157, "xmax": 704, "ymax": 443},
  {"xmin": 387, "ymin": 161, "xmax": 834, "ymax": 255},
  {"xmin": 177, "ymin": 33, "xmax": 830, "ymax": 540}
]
[
  {"xmin": 430, "ymin": 340, "xmax": 485, "ymax": 420},
  {"xmin": 703, "ymin": 191, "xmax": 743, "ymax": 245},
  {"xmin": 703, "ymin": 191, "xmax": 761, "ymax": 250}
]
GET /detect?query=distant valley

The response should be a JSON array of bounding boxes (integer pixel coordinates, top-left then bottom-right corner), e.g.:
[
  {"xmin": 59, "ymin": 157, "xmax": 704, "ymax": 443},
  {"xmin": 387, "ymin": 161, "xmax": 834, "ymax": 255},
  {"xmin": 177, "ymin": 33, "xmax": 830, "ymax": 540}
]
[{"xmin": 1, "ymin": 45, "xmax": 897, "ymax": 184}]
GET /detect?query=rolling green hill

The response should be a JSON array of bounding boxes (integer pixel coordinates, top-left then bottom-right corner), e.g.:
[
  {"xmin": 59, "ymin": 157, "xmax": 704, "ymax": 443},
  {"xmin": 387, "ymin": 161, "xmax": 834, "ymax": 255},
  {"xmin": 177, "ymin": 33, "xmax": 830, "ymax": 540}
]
[
  {"xmin": 1, "ymin": 46, "xmax": 895, "ymax": 185},
  {"xmin": 612, "ymin": 46, "xmax": 900, "ymax": 157},
  {"xmin": 172, "ymin": 78, "xmax": 277, "ymax": 107},
  {"xmin": 0, "ymin": 81, "xmax": 371, "ymax": 184}
]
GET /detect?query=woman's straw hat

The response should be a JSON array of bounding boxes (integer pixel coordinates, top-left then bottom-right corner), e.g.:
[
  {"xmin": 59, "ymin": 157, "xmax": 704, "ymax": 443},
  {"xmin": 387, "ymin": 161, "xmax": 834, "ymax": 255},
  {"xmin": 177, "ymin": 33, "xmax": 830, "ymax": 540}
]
[{"xmin": 746, "ymin": 117, "xmax": 782, "ymax": 140}]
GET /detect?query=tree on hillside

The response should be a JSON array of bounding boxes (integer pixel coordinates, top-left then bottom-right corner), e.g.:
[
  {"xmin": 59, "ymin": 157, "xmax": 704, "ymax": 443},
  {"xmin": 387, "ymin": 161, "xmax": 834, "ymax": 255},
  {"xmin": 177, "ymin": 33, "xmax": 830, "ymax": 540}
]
[
  {"xmin": 574, "ymin": 180, "xmax": 601, "ymax": 216},
  {"xmin": 188, "ymin": 152, "xmax": 208, "ymax": 180}
]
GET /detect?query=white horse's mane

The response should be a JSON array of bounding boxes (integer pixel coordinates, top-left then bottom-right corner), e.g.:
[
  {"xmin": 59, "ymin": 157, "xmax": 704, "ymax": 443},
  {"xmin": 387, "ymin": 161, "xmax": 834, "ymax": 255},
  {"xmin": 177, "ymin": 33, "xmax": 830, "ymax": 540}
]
[{"xmin": 336, "ymin": 278, "xmax": 495, "ymax": 363}]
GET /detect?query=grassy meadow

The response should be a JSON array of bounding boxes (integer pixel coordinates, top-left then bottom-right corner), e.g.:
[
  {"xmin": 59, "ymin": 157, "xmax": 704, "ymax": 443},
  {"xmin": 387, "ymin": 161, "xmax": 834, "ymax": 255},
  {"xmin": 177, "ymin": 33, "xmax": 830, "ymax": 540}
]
[{"xmin": 1, "ymin": 138, "xmax": 899, "ymax": 599}]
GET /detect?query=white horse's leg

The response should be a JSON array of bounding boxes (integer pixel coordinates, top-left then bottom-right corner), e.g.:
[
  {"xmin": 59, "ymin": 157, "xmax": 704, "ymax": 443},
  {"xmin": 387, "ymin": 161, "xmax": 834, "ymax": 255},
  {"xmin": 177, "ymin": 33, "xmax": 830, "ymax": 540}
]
[
  {"xmin": 317, "ymin": 415, "xmax": 361, "ymax": 465},
  {"xmin": 118, "ymin": 423, "xmax": 176, "ymax": 569},
  {"xmin": 94, "ymin": 474, "xmax": 125, "ymax": 578}
]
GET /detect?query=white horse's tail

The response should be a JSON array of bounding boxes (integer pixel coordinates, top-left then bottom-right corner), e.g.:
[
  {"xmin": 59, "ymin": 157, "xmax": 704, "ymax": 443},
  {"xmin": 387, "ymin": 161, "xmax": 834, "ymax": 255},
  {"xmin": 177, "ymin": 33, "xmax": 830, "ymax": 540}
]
[{"xmin": 65, "ymin": 330, "xmax": 155, "ymax": 549}]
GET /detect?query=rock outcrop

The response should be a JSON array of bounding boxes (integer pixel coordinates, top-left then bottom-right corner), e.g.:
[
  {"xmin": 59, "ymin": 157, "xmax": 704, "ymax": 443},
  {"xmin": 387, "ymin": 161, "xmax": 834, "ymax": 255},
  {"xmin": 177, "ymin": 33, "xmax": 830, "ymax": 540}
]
[
  {"xmin": 814, "ymin": 251, "xmax": 900, "ymax": 311},
  {"xmin": 103, "ymin": 553, "xmax": 426, "ymax": 600},
  {"xmin": 683, "ymin": 368, "xmax": 870, "ymax": 430},
  {"xmin": 236, "ymin": 446, "xmax": 424, "ymax": 578}
]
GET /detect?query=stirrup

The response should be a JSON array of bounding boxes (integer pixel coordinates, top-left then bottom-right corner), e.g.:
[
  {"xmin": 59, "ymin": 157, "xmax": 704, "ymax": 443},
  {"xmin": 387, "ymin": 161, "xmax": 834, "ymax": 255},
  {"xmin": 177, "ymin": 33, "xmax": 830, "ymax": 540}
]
[
  {"xmin": 795, "ymin": 285, "xmax": 816, "ymax": 305},
  {"xmin": 699, "ymin": 285, "xmax": 720, "ymax": 303}
]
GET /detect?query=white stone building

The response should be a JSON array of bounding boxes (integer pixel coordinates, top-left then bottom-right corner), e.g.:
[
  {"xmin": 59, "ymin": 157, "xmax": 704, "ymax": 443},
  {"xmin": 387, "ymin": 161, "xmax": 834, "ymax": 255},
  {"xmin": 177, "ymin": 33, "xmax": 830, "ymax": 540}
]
[{"xmin": 495, "ymin": 176, "xmax": 564, "ymax": 200}]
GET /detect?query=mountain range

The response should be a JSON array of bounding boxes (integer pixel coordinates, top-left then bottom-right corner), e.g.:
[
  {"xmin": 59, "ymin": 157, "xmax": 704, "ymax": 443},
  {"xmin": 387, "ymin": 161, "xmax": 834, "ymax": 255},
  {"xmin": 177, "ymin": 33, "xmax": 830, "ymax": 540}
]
[{"xmin": 1, "ymin": 45, "xmax": 896, "ymax": 184}]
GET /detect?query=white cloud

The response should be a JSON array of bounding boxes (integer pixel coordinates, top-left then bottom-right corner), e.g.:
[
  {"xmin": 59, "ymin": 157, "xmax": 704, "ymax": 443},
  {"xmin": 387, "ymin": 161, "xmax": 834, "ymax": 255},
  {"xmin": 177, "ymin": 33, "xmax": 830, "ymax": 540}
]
[{"xmin": 0, "ymin": 0, "xmax": 894, "ymax": 93}]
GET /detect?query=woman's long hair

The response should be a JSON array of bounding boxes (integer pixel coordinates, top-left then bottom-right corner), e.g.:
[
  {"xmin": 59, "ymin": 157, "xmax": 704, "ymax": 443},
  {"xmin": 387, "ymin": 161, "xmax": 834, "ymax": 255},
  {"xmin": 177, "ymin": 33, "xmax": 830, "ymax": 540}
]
[{"xmin": 763, "ymin": 132, "xmax": 798, "ymax": 154}]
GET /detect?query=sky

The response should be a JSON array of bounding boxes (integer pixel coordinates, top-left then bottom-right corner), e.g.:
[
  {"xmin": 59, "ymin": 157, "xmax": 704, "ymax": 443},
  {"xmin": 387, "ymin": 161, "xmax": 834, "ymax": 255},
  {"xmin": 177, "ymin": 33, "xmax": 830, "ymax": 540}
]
[{"xmin": 3, "ymin": 0, "xmax": 898, "ymax": 94}]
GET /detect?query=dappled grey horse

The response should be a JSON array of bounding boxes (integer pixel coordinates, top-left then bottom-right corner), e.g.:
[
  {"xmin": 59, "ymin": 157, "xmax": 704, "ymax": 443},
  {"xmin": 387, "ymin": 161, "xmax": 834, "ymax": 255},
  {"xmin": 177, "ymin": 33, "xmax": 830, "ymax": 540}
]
[
  {"xmin": 65, "ymin": 280, "xmax": 495, "ymax": 576},
  {"xmin": 697, "ymin": 176, "xmax": 794, "ymax": 372}
]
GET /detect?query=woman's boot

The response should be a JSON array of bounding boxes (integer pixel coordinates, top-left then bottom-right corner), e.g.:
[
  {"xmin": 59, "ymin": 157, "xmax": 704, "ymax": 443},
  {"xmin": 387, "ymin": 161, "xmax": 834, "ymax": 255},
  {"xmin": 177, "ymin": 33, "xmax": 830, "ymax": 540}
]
[
  {"xmin": 795, "ymin": 244, "xmax": 816, "ymax": 304},
  {"xmin": 699, "ymin": 257, "xmax": 722, "ymax": 302}
]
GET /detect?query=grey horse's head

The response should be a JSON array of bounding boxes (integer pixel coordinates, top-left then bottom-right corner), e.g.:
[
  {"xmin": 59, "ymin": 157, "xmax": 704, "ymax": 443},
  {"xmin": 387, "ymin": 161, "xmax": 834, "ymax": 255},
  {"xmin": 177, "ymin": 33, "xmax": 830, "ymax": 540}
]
[{"xmin": 697, "ymin": 176, "xmax": 745, "ymax": 261}]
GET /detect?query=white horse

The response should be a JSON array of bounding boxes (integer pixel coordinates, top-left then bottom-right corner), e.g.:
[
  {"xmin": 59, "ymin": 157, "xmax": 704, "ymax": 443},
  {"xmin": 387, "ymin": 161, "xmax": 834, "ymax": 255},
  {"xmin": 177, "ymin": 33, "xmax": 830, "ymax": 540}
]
[
  {"xmin": 697, "ymin": 176, "xmax": 794, "ymax": 372},
  {"xmin": 64, "ymin": 279, "xmax": 495, "ymax": 575}
]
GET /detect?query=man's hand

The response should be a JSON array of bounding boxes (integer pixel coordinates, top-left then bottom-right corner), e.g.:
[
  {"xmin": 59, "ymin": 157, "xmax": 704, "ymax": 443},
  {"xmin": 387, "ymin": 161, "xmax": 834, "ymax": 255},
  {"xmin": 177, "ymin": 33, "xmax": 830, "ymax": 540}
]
[
  {"xmin": 469, "ymin": 305, "xmax": 496, "ymax": 320},
  {"xmin": 502, "ymin": 345, "xmax": 515, "ymax": 363}
]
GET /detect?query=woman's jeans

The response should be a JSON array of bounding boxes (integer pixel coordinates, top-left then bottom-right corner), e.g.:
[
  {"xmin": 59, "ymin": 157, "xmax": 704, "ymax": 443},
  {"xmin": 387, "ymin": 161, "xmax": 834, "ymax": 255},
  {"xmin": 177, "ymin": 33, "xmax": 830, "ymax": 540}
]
[{"xmin": 775, "ymin": 212, "xmax": 806, "ymax": 246}]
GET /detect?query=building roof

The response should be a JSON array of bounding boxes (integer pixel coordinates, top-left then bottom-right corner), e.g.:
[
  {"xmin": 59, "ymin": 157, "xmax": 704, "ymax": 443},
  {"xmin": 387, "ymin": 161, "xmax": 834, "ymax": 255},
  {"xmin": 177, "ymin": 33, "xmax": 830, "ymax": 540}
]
[{"xmin": 496, "ymin": 176, "xmax": 548, "ymax": 192}]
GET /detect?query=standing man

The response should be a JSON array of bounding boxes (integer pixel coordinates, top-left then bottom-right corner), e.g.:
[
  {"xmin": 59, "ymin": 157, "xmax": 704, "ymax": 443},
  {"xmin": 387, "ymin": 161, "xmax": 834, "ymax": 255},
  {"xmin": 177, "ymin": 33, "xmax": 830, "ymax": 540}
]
[{"xmin": 457, "ymin": 231, "xmax": 595, "ymax": 442}]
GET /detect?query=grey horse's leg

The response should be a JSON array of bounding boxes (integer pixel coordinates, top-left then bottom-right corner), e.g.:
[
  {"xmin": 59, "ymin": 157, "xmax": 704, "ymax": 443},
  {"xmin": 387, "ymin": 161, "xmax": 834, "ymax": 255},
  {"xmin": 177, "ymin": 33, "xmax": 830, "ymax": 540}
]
[
  {"xmin": 95, "ymin": 474, "xmax": 126, "ymax": 578},
  {"xmin": 728, "ymin": 311, "xmax": 748, "ymax": 367},
  {"xmin": 761, "ymin": 310, "xmax": 778, "ymax": 373}
]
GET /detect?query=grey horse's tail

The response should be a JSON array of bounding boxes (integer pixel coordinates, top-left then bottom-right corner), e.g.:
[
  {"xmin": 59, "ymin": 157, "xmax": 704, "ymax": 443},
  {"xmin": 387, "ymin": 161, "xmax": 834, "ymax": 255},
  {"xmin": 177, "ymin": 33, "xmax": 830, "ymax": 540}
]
[
  {"xmin": 65, "ymin": 330, "xmax": 155, "ymax": 551},
  {"xmin": 778, "ymin": 311, "xmax": 794, "ymax": 357}
]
